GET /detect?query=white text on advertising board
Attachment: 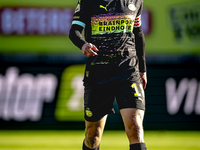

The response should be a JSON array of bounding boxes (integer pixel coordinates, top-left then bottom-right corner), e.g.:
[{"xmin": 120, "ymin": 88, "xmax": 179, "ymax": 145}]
[
  {"xmin": 0, "ymin": 7, "xmax": 151, "ymax": 35},
  {"xmin": 0, "ymin": 7, "xmax": 74, "ymax": 35},
  {"xmin": 166, "ymin": 78, "xmax": 200, "ymax": 115},
  {"xmin": 0, "ymin": 67, "xmax": 58, "ymax": 121}
]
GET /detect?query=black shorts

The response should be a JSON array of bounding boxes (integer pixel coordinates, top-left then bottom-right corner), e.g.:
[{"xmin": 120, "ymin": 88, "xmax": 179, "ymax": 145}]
[{"xmin": 84, "ymin": 81, "xmax": 145, "ymax": 122}]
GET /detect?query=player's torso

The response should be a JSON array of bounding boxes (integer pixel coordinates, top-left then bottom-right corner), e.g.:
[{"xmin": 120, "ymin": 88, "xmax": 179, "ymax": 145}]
[
  {"xmin": 85, "ymin": 0, "xmax": 142, "ymax": 59},
  {"xmin": 84, "ymin": 0, "xmax": 142, "ymax": 83}
]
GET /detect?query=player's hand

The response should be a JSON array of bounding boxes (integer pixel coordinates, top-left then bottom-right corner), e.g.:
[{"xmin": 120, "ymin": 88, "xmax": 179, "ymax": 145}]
[
  {"xmin": 140, "ymin": 72, "xmax": 147, "ymax": 89},
  {"xmin": 81, "ymin": 43, "xmax": 98, "ymax": 57}
]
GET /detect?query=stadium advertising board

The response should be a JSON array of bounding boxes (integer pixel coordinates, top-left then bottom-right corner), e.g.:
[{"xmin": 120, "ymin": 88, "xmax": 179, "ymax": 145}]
[
  {"xmin": 0, "ymin": 0, "xmax": 200, "ymax": 130},
  {"xmin": 142, "ymin": 0, "xmax": 200, "ymax": 55},
  {"xmin": 2, "ymin": 0, "xmax": 200, "ymax": 55},
  {"xmin": 0, "ymin": 61, "xmax": 200, "ymax": 130},
  {"xmin": 0, "ymin": 64, "xmax": 85, "ymax": 122},
  {"xmin": 0, "ymin": 7, "xmax": 74, "ymax": 35},
  {"xmin": 143, "ymin": 61, "xmax": 200, "ymax": 130},
  {"xmin": 0, "ymin": 0, "xmax": 77, "ymax": 53},
  {"xmin": 55, "ymin": 65, "xmax": 85, "ymax": 121},
  {"xmin": 166, "ymin": 78, "xmax": 200, "ymax": 116},
  {"xmin": 0, "ymin": 0, "xmax": 151, "ymax": 54},
  {"xmin": 0, "ymin": 0, "xmax": 199, "ymax": 55}
]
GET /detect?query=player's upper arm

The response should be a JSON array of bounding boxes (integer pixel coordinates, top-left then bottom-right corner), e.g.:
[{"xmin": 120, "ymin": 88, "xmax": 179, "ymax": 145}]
[
  {"xmin": 134, "ymin": 15, "xmax": 142, "ymax": 28},
  {"xmin": 71, "ymin": 0, "xmax": 90, "ymax": 29},
  {"xmin": 134, "ymin": 1, "xmax": 143, "ymax": 28}
]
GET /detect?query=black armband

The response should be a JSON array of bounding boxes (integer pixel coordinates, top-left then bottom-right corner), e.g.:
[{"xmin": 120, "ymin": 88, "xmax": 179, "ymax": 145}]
[
  {"xmin": 133, "ymin": 26, "xmax": 146, "ymax": 72},
  {"xmin": 69, "ymin": 24, "xmax": 87, "ymax": 50}
]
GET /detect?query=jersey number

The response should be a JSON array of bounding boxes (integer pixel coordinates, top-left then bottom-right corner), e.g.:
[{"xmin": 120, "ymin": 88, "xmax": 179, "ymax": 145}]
[{"xmin": 131, "ymin": 83, "xmax": 141, "ymax": 97}]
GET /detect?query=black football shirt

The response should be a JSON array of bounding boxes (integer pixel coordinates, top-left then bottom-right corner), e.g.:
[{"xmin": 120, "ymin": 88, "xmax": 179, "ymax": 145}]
[{"xmin": 72, "ymin": 0, "xmax": 143, "ymax": 84}]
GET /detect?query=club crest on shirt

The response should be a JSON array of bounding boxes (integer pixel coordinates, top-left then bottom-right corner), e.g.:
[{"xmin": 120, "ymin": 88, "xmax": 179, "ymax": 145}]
[{"xmin": 128, "ymin": 3, "xmax": 136, "ymax": 11}]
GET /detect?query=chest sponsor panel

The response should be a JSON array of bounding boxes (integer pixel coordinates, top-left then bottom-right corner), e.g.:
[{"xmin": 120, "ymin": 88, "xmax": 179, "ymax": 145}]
[{"xmin": 91, "ymin": 14, "xmax": 135, "ymax": 35}]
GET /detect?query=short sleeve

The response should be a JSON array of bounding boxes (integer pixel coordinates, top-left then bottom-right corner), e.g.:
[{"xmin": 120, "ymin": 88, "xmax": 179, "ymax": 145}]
[
  {"xmin": 134, "ymin": 1, "xmax": 143, "ymax": 28},
  {"xmin": 72, "ymin": 0, "xmax": 90, "ymax": 28}
]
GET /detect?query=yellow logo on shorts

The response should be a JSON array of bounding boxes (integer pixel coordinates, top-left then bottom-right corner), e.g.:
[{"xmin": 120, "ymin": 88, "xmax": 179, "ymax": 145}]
[
  {"xmin": 86, "ymin": 71, "xmax": 89, "ymax": 77},
  {"xmin": 86, "ymin": 110, "xmax": 93, "ymax": 117}
]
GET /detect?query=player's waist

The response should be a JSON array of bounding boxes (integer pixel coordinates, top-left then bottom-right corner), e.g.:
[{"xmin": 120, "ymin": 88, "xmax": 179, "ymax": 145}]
[{"xmin": 89, "ymin": 53, "xmax": 137, "ymax": 66}]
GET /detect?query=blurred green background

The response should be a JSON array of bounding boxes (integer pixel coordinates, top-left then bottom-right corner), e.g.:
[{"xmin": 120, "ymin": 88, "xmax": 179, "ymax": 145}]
[{"xmin": 0, "ymin": 0, "xmax": 200, "ymax": 55}]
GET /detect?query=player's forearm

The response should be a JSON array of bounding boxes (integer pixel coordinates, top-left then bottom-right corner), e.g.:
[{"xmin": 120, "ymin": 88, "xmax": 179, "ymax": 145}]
[
  {"xmin": 134, "ymin": 26, "xmax": 146, "ymax": 72},
  {"xmin": 69, "ymin": 24, "xmax": 87, "ymax": 50}
]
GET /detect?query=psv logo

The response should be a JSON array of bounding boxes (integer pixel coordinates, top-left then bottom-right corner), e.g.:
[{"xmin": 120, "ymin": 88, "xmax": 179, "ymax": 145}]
[{"xmin": 128, "ymin": 4, "xmax": 136, "ymax": 11}]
